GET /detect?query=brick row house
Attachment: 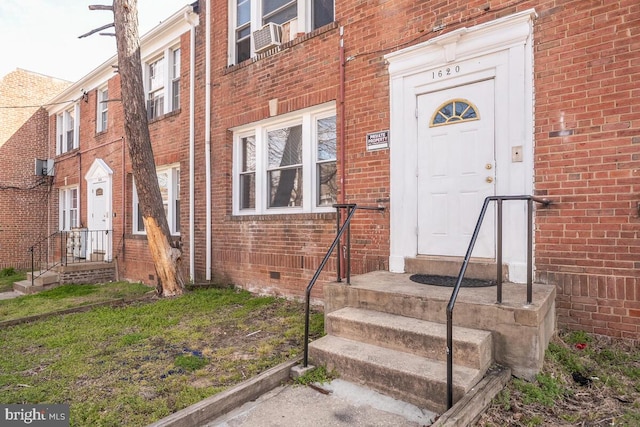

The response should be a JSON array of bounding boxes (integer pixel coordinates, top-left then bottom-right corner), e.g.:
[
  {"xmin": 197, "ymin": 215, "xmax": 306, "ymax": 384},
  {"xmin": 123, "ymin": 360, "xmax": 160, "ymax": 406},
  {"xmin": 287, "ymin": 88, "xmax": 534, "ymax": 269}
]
[
  {"xmin": 0, "ymin": 69, "xmax": 70, "ymax": 270},
  {"xmin": 41, "ymin": 6, "xmax": 196, "ymax": 285},
  {"xmin": 35, "ymin": 0, "xmax": 636, "ymax": 359}
]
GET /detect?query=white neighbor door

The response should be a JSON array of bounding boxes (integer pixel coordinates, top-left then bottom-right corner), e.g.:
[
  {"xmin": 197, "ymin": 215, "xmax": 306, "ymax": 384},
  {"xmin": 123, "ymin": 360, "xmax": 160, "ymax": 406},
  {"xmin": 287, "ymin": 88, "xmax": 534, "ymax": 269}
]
[
  {"xmin": 86, "ymin": 159, "xmax": 113, "ymax": 261},
  {"xmin": 417, "ymin": 79, "xmax": 496, "ymax": 258}
]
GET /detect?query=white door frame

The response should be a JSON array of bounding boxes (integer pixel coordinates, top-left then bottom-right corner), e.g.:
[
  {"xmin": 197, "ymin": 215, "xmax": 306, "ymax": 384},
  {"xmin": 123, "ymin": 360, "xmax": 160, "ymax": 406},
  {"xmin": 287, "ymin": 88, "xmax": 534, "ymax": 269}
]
[
  {"xmin": 85, "ymin": 159, "xmax": 113, "ymax": 261},
  {"xmin": 385, "ymin": 9, "xmax": 536, "ymax": 283}
]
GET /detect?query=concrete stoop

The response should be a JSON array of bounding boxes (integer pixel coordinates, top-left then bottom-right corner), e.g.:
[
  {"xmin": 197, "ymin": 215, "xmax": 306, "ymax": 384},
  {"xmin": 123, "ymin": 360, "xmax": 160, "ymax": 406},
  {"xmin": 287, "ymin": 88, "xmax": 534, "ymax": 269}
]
[
  {"xmin": 14, "ymin": 271, "xmax": 61, "ymax": 294},
  {"xmin": 311, "ymin": 270, "xmax": 556, "ymax": 415}
]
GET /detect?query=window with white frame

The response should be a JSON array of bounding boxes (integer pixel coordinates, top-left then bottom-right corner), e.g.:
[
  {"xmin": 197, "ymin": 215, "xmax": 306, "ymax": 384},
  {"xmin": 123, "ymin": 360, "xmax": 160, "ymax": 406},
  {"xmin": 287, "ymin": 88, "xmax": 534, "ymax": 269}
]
[
  {"xmin": 230, "ymin": 0, "xmax": 334, "ymax": 64},
  {"xmin": 145, "ymin": 46, "xmax": 181, "ymax": 120},
  {"xmin": 233, "ymin": 103, "xmax": 337, "ymax": 214},
  {"xmin": 59, "ymin": 187, "xmax": 79, "ymax": 231},
  {"xmin": 56, "ymin": 104, "xmax": 79, "ymax": 154},
  {"xmin": 97, "ymin": 86, "xmax": 108, "ymax": 133},
  {"xmin": 133, "ymin": 165, "xmax": 181, "ymax": 235}
]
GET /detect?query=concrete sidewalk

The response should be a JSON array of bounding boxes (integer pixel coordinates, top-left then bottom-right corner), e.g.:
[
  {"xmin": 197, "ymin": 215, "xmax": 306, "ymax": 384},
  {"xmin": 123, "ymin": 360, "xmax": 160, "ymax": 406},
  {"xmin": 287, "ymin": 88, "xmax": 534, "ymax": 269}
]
[
  {"xmin": 204, "ymin": 379, "xmax": 435, "ymax": 427},
  {"xmin": 0, "ymin": 291, "xmax": 22, "ymax": 300}
]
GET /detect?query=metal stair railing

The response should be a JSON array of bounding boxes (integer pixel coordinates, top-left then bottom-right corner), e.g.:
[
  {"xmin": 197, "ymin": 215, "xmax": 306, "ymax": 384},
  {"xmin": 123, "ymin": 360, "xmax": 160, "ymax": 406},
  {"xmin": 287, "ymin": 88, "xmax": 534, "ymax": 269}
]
[
  {"xmin": 446, "ymin": 195, "xmax": 551, "ymax": 409},
  {"xmin": 303, "ymin": 203, "xmax": 385, "ymax": 367},
  {"xmin": 29, "ymin": 229, "xmax": 113, "ymax": 286}
]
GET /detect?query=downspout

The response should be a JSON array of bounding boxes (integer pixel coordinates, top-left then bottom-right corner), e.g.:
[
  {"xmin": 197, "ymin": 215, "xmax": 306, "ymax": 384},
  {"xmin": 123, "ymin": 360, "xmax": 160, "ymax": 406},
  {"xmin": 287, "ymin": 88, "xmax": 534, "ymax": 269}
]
[
  {"xmin": 205, "ymin": 0, "xmax": 212, "ymax": 281},
  {"xmin": 338, "ymin": 26, "xmax": 346, "ymax": 277},
  {"xmin": 339, "ymin": 26, "xmax": 346, "ymax": 204},
  {"xmin": 185, "ymin": 9, "xmax": 198, "ymax": 282}
]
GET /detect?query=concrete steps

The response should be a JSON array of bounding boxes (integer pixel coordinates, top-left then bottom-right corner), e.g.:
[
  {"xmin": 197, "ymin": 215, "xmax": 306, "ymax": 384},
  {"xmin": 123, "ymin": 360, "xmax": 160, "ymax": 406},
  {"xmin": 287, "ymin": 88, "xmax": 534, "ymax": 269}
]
[
  {"xmin": 309, "ymin": 335, "xmax": 482, "ymax": 414},
  {"xmin": 13, "ymin": 271, "xmax": 61, "ymax": 294},
  {"xmin": 325, "ymin": 307, "xmax": 493, "ymax": 371},
  {"xmin": 310, "ymin": 306, "xmax": 493, "ymax": 413},
  {"xmin": 310, "ymin": 270, "xmax": 556, "ymax": 415}
]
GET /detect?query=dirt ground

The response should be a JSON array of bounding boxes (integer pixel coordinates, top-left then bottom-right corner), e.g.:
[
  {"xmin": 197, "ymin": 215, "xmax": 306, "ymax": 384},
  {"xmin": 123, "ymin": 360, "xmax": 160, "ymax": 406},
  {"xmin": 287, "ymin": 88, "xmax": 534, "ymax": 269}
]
[{"xmin": 476, "ymin": 332, "xmax": 640, "ymax": 426}]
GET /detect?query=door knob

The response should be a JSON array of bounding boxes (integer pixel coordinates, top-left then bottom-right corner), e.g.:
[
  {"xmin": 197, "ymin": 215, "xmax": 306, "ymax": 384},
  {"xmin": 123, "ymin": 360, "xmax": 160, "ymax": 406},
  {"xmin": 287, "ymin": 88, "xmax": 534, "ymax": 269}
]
[
  {"xmin": 485, "ymin": 164, "xmax": 493, "ymax": 170},
  {"xmin": 486, "ymin": 177, "xmax": 494, "ymax": 183}
]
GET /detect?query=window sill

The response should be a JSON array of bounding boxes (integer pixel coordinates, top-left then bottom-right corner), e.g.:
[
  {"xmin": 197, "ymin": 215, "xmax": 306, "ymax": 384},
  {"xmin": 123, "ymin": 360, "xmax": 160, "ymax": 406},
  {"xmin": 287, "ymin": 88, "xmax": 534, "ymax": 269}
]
[
  {"xmin": 228, "ymin": 211, "xmax": 336, "ymax": 222},
  {"xmin": 148, "ymin": 108, "xmax": 181, "ymax": 124},
  {"xmin": 224, "ymin": 21, "xmax": 339, "ymax": 74},
  {"xmin": 55, "ymin": 148, "xmax": 80, "ymax": 160}
]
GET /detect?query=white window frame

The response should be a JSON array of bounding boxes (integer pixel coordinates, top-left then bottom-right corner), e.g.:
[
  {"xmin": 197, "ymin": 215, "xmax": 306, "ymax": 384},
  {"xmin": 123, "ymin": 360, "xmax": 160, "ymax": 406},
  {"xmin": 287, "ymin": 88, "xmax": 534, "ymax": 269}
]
[
  {"xmin": 59, "ymin": 186, "xmax": 79, "ymax": 231},
  {"xmin": 144, "ymin": 45, "xmax": 181, "ymax": 120},
  {"xmin": 228, "ymin": 0, "xmax": 334, "ymax": 65},
  {"xmin": 133, "ymin": 164, "xmax": 181, "ymax": 235},
  {"xmin": 97, "ymin": 86, "xmax": 108, "ymax": 133},
  {"xmin": 56, "ymin": 104, "xmax": 80, "ymax": 155},
  {"xmin": 232, "ymin": 102, "xmax": 336, "ymax": 215}
]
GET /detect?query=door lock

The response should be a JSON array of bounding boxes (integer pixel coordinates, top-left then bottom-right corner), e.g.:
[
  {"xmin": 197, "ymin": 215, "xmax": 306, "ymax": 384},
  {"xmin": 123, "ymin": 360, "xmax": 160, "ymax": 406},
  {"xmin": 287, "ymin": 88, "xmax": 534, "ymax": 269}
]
[
  {"xmin": 485, "ymin": 164, "xmax": 493, "ymax": 170},
  {"xmin": 486, "ymin": 177, "xmax": 494, "ymax": 183}
]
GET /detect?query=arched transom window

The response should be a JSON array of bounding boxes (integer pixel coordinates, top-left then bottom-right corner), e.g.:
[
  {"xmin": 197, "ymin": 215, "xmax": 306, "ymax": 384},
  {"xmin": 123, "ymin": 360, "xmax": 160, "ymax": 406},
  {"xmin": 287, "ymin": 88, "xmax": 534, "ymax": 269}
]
[{"xmin": 430, "ymin": 99, "xmax": 479, "ymax": 127}]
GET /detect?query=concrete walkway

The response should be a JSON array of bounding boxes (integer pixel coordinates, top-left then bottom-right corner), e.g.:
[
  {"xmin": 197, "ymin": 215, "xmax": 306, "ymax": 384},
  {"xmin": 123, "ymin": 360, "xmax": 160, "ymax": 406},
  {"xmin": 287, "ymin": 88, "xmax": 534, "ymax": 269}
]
[
  {"xmin": 204, "ymin": 379, "xmax": 436, "ymax": 427},
  {"xmin": 0, "ymin": 291, "xmax": 22, "ymax": 300}
]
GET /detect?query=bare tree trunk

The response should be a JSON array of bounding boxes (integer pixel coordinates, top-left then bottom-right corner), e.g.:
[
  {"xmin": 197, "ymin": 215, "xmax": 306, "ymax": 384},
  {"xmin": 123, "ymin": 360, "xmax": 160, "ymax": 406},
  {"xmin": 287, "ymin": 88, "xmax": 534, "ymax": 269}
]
[{"xmin": 112, "ymin": 0, "xmax": 184, "ymax": 296}]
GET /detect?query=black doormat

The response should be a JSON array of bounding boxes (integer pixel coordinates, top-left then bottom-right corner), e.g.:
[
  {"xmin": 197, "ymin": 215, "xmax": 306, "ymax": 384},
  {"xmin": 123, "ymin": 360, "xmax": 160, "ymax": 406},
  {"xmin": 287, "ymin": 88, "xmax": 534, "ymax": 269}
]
[{"xmin": 409, "ymin": 274, "xmax": 496, "ymax": 288}]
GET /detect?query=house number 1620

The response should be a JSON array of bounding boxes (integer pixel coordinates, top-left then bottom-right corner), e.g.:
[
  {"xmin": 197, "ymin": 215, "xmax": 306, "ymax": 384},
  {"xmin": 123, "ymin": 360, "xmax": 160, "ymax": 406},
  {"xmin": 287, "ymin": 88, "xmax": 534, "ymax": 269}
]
[{"xmin": 432, "ymin": 66, "xmax": 460, "ymax": 79}]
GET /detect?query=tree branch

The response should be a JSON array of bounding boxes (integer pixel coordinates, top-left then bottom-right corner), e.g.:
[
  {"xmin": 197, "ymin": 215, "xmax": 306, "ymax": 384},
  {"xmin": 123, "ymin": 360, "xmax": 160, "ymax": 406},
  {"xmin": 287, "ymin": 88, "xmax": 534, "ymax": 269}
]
[
  {"xmin": 78, "ymin": 22, "xmax": 114, "ymax": 39},
  {"xmin": 89, "ymin": 5, "xmax": 114, "ymax": 11}
]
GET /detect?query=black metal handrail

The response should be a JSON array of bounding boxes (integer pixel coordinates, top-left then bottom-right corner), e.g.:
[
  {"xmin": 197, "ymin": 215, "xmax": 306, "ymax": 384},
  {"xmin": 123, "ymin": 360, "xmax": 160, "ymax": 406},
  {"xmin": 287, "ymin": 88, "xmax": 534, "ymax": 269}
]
[
  {"xmin": 303, "ymin": 203, "xmax": 385, "ymax": 367},
  {"xmin": 30, "ymin": 231, "xmax": 61, "ymax": 286},
  {"xmin": 29, "ymin": 229, "xmax": 113, "ymax": 286},
  {"xmin": 445, "ymin": 195, "xmax": 551, "ymax": 409}
]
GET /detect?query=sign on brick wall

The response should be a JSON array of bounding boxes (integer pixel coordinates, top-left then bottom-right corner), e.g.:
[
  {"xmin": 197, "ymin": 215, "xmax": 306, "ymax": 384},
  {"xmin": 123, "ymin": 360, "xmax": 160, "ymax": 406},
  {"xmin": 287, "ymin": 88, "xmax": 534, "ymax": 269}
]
[{"xmin": 366, "ymin": 130, "xmax": 389, "ymax": 151}]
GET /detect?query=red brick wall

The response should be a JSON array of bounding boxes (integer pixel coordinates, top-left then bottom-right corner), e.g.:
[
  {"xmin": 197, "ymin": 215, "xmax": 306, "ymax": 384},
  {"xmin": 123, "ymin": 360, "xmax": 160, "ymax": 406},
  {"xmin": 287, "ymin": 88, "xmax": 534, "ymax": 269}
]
[
  {"xmin": 48, "ymin": 30, "xmax": 191, "ymax": 287},
  {"xmin": 0, "ymin": 109, "xmax": 52, "ymax": 270},
  {"xmin": 532, "ymin": 0, "xmax": 640, "ymax": 340},
  {"xmin": 200, "ymin": 0, "xmax": 639, "ymax": 339}
]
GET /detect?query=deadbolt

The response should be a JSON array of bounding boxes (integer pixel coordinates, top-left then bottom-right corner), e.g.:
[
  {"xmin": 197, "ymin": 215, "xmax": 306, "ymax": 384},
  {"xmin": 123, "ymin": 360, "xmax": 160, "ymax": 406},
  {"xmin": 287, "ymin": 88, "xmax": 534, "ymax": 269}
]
[
  {"xmin": 486, "ymin": 177, "xmax": 494, "ymax": 183},
  {"xmin": 485, "ymin": 164, "xmax": 493, "ymax": 170}
]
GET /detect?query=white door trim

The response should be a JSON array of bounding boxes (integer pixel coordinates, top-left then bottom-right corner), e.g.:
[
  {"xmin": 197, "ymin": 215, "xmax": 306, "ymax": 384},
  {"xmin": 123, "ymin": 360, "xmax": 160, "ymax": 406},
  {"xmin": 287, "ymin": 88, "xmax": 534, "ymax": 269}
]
[
  {"xmin": 385, "ymin": 9, "xmax": 536, "ymax": 282},
  {"xmin": 85, "ymin": 159, "xmax": 113, "ymax": 261}
]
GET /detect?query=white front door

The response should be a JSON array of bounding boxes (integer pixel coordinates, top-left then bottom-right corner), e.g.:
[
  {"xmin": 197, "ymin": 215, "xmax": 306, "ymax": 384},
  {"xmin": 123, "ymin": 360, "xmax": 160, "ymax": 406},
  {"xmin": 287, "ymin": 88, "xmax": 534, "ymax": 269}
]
[
  {"xmin": 88, "ymin": 180, "xmax": 111, "ymax": 260},
  {"xmin": 417, "ymin": 79, "xmax": 496, "ymax": 258},
  {"xmin": 85, "ymin": 159, "xmax": 113, "ymax": 261}
]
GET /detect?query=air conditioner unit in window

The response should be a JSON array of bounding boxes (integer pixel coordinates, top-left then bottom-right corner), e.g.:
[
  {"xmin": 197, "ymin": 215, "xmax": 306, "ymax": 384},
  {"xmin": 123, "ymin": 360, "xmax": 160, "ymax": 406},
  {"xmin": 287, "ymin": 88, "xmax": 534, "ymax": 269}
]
[{"xmin": 253, "ymin": 22, "xmax": 282, "ymax": 53}]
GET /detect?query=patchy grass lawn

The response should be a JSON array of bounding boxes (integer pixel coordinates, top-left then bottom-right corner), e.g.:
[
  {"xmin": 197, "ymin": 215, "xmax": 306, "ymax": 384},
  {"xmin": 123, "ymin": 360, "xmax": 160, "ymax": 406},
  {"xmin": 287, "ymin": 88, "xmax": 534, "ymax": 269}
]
[
  {"xmin": 0, "ymin": 267, "xmax": 26, "ymax": 293},
  {"xmin": 478, "ymin": 330, "xmax": 640, "ymax": 426},
  {"xmin": 0, "ymin": 287, "xmax": 324, "ymax": 426},
  {"xmin": 0, "ymin": 282, "xmax": 152, "ymax": 321}
]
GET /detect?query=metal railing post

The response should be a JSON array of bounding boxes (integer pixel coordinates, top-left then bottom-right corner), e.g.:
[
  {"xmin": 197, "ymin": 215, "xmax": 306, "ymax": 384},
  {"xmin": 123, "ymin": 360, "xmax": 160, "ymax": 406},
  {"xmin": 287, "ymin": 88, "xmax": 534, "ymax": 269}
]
[
  {"xmin": 496, "ymin": 199, "xmax": 503, "ymax": 304},
  {"xmin": 527, "ymin": 198, "xmax": 533, "ymax": 304},
  {"xmin": 336, "ymin": 207, "xmax": 342, "ymax": 282},
  {"xmin": 346, "ymin": 206, "xmax": 352, "ymax": 285},
  {"xmin": 30, "ymin": 247, "xmax": 34, "ymax": 287}
]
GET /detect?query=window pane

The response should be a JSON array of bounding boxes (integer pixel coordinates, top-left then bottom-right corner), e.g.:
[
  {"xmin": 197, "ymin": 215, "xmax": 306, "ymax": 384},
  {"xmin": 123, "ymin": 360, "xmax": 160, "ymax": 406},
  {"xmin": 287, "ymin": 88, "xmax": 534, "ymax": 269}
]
[
  {"xmin": 172, "ymin": 80, "xmax": 180, "ymax": 110},
  {"xmin": 317, "ymin": 162, "xmax": 337, "ymax": 206},
  {"xmin": 237, "ymin": 37, "xmax": 251, "ymax": 63},
  {"xmin": 172, "ymin": 49, "xmax": 181, "ymax": 78},
  {"xmin": 263, "ymin": 0, "xmax": 292, "ymax": 15},
  {"xmin": 137, "ymin": 203, "xmax": 145, "ymax": 232},
  {"xmin": 157, "ymin": 171, "xmax": 169, "ymax": 203},
  {"xmin": 265, "ymin": 5, "xmax": 297, "ymax": 25},
  {"xmin": 268, "ymin": 125, "xmax": 302, "ymax": 168},
  {"xmin": 317, "ymin": 116, "xmax": 336, "ymax": 161},
  {"xmin": 175, "ymin": 200, "xmax": 180, "ymax": 232},
  {"xmin": 313, "ymin": 0, "xmax": 334, "ymax": 29},
  {"xmin": 237, "ymin": 0, "xmax": 250, "ymax": 25},
  {"xmin": 242, "ymin": 136, "xmax": 256, "ymax": 172},
  {"xmin": 149, "ymin": 58, "xmax": 164, "ymax": 91},
  {"xmin": 240, "ymin": 173, "xmax": 255, "ymax": 209},
  {"xmin": 269, "ymin": 168, "xmax": 302, "ymax": 207}
]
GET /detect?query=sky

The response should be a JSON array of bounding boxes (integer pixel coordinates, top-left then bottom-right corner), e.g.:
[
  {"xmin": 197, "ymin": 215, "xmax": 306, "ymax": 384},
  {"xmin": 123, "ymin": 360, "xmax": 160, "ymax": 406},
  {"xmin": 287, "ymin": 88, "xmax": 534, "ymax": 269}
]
[{"xmin": 0, "ymin": 0, "xmax": 189, "ymax": 83}]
